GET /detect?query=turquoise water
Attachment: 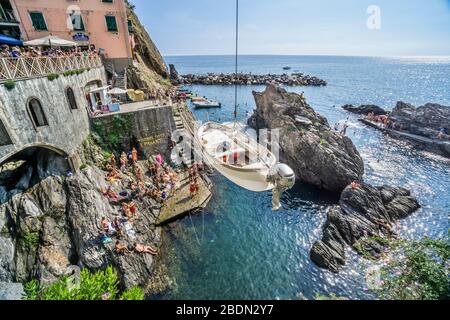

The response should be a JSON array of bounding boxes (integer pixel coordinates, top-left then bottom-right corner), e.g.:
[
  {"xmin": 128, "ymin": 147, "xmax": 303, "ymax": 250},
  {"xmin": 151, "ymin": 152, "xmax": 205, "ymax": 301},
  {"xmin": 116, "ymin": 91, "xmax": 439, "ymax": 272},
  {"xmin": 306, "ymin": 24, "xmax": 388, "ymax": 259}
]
[{"xmin": 161, "ymin": 55, "xmax": 450, "ymax": 300}]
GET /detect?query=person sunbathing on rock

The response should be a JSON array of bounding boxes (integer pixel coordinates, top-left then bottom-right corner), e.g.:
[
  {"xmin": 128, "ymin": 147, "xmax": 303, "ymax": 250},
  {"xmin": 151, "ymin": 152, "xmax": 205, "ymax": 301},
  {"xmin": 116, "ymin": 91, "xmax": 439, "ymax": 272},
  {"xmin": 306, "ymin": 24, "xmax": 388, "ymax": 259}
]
[
  {"xmin": 351, "ymin": 181, "xmax": 359, "ymax": 189},
  {"xmin": 112, "ymin": 217, "xmax": 125, "ymax": 238},
  {"xmin": 133, "ymin": 243, "xmax": 159, "ymax": 255},
  {"xmin": 114, "ymin": 241, "xmax": 129, "ymax": 255},
  {"xmin": 106, "ymin": 168, "xmax": 121, "ymax": 182},
  {"xmin": 373, "ymin": 218, "xmax": 396, "ymax": 239},
  {"xmin": 128, "ymin": 201, "xmax": 138, "ymax": 220},
  {"xmin": 101, "ymin": 186, "xmax": 119, "ymax": 201},
  {"xmin": 135, "ymin": 166, "xmax": 144, "ymax": 183}
]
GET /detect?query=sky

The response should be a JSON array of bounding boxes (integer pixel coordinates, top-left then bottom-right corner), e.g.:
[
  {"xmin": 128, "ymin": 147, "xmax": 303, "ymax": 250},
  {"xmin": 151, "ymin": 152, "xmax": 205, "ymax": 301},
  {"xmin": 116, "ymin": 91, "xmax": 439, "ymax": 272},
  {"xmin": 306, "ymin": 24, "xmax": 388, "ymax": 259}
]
[{"xmin": 131, "ymin": 0, "xmax": 450, "ymax": 57}]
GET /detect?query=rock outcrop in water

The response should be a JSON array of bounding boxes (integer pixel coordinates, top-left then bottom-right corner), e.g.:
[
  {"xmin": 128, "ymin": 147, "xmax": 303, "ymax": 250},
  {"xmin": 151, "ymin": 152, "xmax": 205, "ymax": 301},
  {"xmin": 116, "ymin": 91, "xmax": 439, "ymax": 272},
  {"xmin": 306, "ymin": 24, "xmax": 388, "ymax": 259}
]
[
  {"xmin": 249, "ymin": 85, "xmax": 364, "ymax": 193},
  {"xmin": 310, "ymin": 183, "xmax": 420, "ymax": 273},
  {"xmin": 342, "ymin": 104, "xmax": 387, "ymax": 116},
  {"xmin": 0, "ymin": 141, "xmax": 165, "ymax": 293},
  {"xmin": 389, "ymin": 101, "xmax": 450, "ymax": 138}
]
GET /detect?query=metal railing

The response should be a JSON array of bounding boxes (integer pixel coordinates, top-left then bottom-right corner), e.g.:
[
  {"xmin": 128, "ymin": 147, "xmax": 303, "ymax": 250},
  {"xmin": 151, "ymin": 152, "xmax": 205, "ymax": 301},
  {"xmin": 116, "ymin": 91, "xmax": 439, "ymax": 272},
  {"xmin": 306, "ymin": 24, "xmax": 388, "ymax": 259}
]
[{"xmin": 0, "ymin": 55, "xmax": 102, "ymax": 82}]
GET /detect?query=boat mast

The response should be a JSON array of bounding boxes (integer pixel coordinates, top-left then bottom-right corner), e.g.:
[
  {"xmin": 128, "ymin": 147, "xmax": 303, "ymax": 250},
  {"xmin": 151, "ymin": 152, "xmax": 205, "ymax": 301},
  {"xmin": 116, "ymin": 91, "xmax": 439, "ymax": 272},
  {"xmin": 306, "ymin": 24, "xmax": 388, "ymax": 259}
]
[{"xmin": 234, "ymin": 0, "xmax": 239, "ymax": 121}]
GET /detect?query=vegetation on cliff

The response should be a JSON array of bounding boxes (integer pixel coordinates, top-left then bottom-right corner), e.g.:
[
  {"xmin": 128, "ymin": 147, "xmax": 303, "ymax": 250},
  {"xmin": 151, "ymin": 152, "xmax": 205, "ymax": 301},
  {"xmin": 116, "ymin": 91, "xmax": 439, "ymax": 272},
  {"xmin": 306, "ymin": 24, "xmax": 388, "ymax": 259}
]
[
  {"xmin": 24, "ymin": 267, "xmax": 144, "ymax": 300},
  {"xmin": 91, "ymin": 114, "xmax": 134, "ymax": 153},
  {"xmin": 369, "ymin": 237, "xmax": 449, "ymax": 300}
]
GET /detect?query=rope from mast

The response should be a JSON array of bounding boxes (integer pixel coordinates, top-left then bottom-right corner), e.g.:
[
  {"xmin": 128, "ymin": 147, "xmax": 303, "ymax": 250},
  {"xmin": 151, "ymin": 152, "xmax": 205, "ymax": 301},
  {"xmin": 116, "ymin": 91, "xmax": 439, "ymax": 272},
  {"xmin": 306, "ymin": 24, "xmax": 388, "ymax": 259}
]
[{"xmin": 234, "ymin": 0, "xmax": 239, "ymax": 120}]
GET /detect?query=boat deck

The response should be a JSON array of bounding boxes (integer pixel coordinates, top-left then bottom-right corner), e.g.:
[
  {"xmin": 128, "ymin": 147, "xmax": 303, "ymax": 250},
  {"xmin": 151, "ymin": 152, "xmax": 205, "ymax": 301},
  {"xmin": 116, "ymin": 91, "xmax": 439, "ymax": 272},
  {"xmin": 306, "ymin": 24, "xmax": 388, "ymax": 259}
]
[{"xmin": 157, "ymin": 171, "xmax": 212, "ymax": 226}]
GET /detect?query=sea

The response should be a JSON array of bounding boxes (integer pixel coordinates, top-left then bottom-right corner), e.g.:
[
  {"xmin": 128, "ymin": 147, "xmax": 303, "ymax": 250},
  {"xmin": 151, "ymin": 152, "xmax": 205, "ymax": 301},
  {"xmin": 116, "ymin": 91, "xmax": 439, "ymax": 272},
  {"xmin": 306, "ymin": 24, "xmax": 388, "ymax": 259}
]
[{"xmin": 158, "ymin": 55, "xmax": 450, "ymax": 300}]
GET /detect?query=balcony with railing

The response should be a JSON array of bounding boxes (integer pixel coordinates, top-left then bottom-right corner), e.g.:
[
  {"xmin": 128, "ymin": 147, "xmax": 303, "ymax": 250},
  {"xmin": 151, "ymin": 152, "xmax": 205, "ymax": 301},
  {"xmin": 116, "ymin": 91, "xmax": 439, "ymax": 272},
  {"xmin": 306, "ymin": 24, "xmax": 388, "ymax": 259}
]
[{"xmin": 0, "ymin": 55, "xmax": 103, "ymax": 82}]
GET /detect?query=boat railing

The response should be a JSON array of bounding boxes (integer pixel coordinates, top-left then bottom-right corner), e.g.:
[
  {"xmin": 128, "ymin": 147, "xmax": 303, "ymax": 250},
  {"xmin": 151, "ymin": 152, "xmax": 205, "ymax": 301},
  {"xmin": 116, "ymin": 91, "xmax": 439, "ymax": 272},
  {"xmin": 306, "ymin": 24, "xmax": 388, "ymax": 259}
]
[{"xmin": 0, "ymin": 55, "xmax": 103, "ymax": 82}]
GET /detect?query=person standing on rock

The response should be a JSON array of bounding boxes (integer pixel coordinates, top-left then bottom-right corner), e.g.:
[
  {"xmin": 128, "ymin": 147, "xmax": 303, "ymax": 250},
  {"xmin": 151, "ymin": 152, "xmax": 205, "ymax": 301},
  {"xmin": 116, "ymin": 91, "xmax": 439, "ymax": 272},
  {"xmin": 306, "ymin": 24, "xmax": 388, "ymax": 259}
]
[{"xmin": 131, "ymin": 147, "xmax": 138, "ymax": 164}]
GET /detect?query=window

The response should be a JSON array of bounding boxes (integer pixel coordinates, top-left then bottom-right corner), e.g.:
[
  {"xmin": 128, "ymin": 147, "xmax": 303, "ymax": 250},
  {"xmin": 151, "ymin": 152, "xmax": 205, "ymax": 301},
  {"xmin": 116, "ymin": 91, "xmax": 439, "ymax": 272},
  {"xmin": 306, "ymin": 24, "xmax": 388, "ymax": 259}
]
[
  {"xmin": 66, "ymin": 87, "xmax": 78, "ymax": 110},
  {"xmin": 102, "ymin": 0, "xmax": 114, "ymax": 3},
  {"xmin": 70, "ymin": 12, "xmax": 85, "ymax": 31},
  {"xmin": 29, "ymin": 11, "xmax": 47, "ymax": 31},
  {"xmin": 27, "ymin": 98, "xmax": 48, "ymax": 128},
  {"xmin": 105, "ymin": 15, "xmax": 118, "ymax": 32},
  {"xmin": 0, "ymin": 119, "xmax": 12, "ymax": 146},
  {"xmin": 128, "ymin": 19, "xmax": 133, "ymax": 32}
]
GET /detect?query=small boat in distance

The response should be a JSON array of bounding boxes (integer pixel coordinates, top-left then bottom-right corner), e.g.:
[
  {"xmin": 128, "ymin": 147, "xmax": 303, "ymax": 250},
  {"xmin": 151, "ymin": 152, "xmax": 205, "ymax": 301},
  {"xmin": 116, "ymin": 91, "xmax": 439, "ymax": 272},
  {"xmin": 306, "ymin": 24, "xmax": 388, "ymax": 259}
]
[
  {"xmin": 283, "ymin": 66, "xmax": 291, "ymax": 70},
  {"xmin": 191, "ymin": 96, "xmax": 208, "ymax": 102},
  {"xmin": 193, "ymin": 100, "xmax": 222, "ymax": 108}
]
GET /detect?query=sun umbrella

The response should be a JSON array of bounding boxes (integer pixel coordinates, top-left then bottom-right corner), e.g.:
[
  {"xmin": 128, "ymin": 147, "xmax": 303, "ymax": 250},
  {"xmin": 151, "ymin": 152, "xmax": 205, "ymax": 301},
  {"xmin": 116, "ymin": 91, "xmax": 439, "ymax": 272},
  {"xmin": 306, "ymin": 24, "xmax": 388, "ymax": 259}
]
[
  {"xmin": 23, "ymin": 35, "xmax": 78, "ymax": 47},
  {"xmin": 108, "ymin": 87, "xmax": 128, "ymax": 95},
  {"xmin": 0, "ymin": 34, "xmax": 23, "ymax": 46}
]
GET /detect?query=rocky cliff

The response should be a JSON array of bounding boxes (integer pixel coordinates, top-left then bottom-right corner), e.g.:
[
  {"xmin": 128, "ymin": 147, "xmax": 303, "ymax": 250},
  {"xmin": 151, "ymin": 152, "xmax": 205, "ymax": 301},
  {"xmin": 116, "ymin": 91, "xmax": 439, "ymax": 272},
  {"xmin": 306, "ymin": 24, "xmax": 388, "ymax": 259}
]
[
  {"xmin": 249, "ymin": 85, "xmax": 364, "ymax": 193},
  {"xmin": 310, "ymin": 183, "xmax": 420, "ymax": 272},
  {"xmin": 125, "ymin": 1, "xmax": 170, "ymax": 92},
  {"xmin": 0, "ymin": 140, "xmax": 166, "ymax": 294}
]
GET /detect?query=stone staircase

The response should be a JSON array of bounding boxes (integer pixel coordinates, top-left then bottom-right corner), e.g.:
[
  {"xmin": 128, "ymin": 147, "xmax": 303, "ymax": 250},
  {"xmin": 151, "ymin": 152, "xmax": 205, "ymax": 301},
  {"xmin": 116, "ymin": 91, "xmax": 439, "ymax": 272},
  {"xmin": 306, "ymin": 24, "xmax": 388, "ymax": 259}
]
[
  {"xmin": 103, "ymin": 59, "xmax": 127, "ymax": 89},
  {"xmin": 172, "ymin": 109, "xmax": 193, "ymax": 167}
]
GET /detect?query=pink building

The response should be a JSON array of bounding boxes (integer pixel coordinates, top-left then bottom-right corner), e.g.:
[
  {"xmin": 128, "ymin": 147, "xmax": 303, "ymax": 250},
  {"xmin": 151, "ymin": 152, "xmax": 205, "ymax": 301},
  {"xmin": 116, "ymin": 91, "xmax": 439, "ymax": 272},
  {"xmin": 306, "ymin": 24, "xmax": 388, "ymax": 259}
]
[{"xmin": 8, "ymin": 0, "xmax": 133, "ymax": 71}]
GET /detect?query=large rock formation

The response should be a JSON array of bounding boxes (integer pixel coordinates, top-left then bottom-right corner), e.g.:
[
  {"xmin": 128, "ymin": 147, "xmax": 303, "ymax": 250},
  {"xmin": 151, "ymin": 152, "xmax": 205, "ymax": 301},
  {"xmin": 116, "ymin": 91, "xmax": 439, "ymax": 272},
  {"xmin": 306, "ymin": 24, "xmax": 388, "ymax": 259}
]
[
  {"xmin": 125, "ymin": 1, "xmax": 171, "ymax": 93},
  {"xmin": 342, "ymin": 104, "xmax": 387, "ymax": 116},
  {"xmin": 310, "ymin": 183, "xmax": 420, "ymax": 272},
  {"xmin": 126, "ymin": 1, "xmax": 168, "ymax": 79},
  {"xmin": 389, "ymin": 101, "xmax": 450, "ymax": 138},
  {"xmin": 249, "ymin": 85, "xmax": 364, "ymax": 193},
  {"xmin": 0, "ymin": 144, "xmax": 165, "ymax": 293}
]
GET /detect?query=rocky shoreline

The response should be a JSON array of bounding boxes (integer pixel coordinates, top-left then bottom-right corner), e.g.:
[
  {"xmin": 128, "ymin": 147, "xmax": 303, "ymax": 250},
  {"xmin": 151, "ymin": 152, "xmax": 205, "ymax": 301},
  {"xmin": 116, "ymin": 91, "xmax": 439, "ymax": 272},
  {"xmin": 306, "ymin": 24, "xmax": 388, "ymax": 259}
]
[
  {"xmin": 342, "ymin": 101, "xmax": 450, "ymax": 158},
  {"xmin": 169, "ymin": 65, "xmax": 327, "ymax": 87},
  {"xmin": 248, "ymin": 85, "xmax": 421, "ymax": 271},
  {"xmin": 310, "ymin": 183, "xmax": 420, "ymax": 272},
  {"xmin": 0, "ymin": 139, "xmax": 177, "ymax": 297}
]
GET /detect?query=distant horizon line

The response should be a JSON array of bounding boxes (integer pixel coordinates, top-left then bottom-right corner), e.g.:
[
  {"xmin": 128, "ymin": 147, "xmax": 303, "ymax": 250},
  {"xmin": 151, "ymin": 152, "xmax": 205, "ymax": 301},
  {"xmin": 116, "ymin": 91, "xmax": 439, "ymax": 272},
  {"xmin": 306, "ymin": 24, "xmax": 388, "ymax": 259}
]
[{"xmin": 163, "ymin": 53, "xmax": 450, "ymax": 59}]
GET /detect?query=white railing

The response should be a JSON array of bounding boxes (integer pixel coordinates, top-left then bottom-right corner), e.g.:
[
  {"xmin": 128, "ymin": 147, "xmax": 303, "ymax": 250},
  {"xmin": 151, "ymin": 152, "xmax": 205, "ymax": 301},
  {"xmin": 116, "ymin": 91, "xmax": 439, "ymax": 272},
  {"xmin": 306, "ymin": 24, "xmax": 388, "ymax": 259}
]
[{"xmin": 0, "ymin": 55, "xmax": 102, "ymax": 82}]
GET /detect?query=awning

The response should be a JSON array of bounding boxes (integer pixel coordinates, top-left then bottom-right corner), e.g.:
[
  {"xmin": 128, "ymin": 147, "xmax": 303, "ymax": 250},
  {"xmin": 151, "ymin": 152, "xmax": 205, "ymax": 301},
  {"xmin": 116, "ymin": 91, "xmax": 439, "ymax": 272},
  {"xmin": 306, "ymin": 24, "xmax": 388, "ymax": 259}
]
[
  {"xmin": 0, "ymin": 34, "xmax": 23, "ymax": 46},
  {"xmin": 23, "ymin": 35, "xmax": 78, "ymax": 47},
  {"xmin": 108, "ymin": 87, "xmax": 128, "ymax": 95},
  {"xmin": 89, "ymin": 86, "xmax": 111, "ymax": 93}
]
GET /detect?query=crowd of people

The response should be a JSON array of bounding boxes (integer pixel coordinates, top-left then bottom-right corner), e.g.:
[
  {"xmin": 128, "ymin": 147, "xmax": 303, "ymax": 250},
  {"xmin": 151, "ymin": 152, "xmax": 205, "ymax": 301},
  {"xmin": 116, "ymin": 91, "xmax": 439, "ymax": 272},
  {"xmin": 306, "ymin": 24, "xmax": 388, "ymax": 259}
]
[
  {"xmin": 97, "ymin": 146, "xmax": 205, "ymax": 257},
  {"xmin": 0, "ymin": 44, "xmax": 99, "ymax": 59}
]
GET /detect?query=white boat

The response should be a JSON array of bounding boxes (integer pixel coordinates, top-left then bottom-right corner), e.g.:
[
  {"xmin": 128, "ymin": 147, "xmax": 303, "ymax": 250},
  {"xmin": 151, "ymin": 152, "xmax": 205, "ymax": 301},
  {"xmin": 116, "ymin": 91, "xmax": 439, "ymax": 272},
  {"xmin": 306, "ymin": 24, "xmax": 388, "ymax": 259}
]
[
  {"xmin": 196, "ymin": 121, "xmax": 295, "ymax": 209},
  {"xmin": 193, "ymin": 100, "xmax": 222, "ymax": 108}
]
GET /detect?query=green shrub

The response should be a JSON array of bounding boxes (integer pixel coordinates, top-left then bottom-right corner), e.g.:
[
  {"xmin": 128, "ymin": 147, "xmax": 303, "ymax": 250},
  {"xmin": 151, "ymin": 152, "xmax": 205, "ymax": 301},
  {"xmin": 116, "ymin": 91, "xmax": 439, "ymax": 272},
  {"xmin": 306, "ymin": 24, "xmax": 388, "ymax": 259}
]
[
  {"xmin": 47, "ymin": 73, "xmax": 59, "ymax": 81},
  {"xmin": 158, "ymin": 78, "xmax": 171, "ymax": 86},
  {"xmin": 79, "ymin": 163, "xmax": 88, "ymax": 170},
  {"xmin": 92, "ymin": 114, "xmax": 134, "ymax": 153},
  {"xmin": 3, "ymin": 80, "xmax": 16, "ymax": 91},
  {"xmin": 373, "ymin": 237, "xmax": 449, "ymax": 300},
  {"xmin": 120, "ymin": 286, "xmax": 145, "ymax": 300},
  {"xmin": 23, "ymin": 279, "xmax": 40, "ymax": 300},
  {"xmin": 315, "ymin": 293, "xmax": 348, "ymax": 300},
  {"xmin": 24, "ymin": 266, "xmax": 142, "ymax": 301},
  {"xmin": 23, "ymin": 232, "xmax": 39, "ymax": 249},
  {"xmin": 319, "ymin": 138, "xmax": 327, "ymax": 146}
]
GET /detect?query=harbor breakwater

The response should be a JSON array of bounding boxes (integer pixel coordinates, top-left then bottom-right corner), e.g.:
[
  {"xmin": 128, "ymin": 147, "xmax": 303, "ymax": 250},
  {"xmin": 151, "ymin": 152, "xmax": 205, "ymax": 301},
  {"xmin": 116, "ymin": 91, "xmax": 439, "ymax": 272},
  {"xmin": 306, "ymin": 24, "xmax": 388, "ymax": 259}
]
[{"xmin": 171, "ymin": 69, "xmax": 327, "ymax": 87}]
